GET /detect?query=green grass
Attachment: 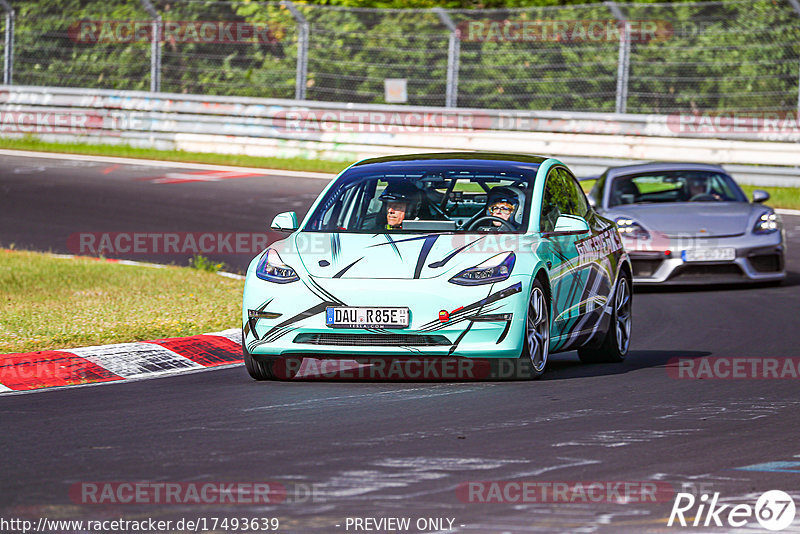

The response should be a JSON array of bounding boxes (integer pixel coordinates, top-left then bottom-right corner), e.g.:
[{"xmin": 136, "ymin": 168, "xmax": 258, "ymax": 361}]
[
  {"xmin": 188, "ymin": 254, "xmax": 226, "ymax": 273},
  {"xmin": 739, "ymin": 185, "xmax": 800, "ymax": 211},
  {"xmin": 580, "ymin": 180, "xmax": 800, "ymax": 210},
  {"xmin": 0, "ymin": 249, "xmax": 244, "ymax": 354},
  {"xmin": 0, "ymin": 136, "xmax": 348, "ymax": 175}
]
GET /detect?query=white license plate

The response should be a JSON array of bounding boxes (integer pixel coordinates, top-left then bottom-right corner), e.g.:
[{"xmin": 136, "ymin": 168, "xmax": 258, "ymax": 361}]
[
  {"xmin": 326, "ymin": 307, "xmax": 410, "ymax": 329},
  {"xmin": 682, "ymin": 247, "xmax": 736, "ymax": 262}
]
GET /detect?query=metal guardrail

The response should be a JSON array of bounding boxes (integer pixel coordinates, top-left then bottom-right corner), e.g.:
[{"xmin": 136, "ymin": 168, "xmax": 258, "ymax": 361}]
[{"xmin": 0, "ymin": 85, "xmax": 798, "ymax": 187}]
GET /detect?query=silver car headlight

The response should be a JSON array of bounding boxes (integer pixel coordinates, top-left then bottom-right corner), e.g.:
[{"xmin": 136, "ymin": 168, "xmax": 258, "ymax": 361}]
[
  {"xmin": 753, "ymin": 211, "xmax": 779, "ymax": 234},
  {"xmin": 615, "ymin": 218, "xmax": 650, "ymax": 240}
]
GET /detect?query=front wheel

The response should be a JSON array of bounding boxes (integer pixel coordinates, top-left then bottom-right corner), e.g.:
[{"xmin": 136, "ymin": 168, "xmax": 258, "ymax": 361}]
[
  {"xmin": 578, "ymin": 274, "xmax": 632, "ymax": 363},
  {"xmin": 521, "ymin": 279, "xmax": 550, "ymax": 379}
]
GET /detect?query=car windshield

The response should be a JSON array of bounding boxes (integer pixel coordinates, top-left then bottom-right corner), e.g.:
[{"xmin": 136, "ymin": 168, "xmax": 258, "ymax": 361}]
[
  {"xmin": 304, "ymin": 164, "xmax": 537, "ymax": 233},
  {"xmin": 608, "ymin": 170, "xmax": 747, "ymax": 207}
]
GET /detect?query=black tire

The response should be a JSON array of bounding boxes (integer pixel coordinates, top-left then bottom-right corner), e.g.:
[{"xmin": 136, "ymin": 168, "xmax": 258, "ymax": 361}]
[
  {"xmin": 578, "ymin": 273, "xmax": 632, "ymax": 363},
  {"xmin": 520, "ymin": 278, "xmax": 550, "ymax": 379},
  {"xmin": 243, "ymin": 329, "xmax": 276, "ymax": 380}
]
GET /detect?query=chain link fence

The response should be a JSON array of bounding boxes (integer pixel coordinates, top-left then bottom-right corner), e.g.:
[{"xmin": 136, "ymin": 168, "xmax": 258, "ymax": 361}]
[{"xmin": 3, "ymin": 0, "xmax": 800, "ymax": 113}]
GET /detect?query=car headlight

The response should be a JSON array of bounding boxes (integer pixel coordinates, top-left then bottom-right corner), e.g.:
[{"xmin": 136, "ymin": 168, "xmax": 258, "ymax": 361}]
[
  {"xmin": 753, "ymin": 211, "xmax": 779, "ymax": 234},
  {"xmin": 449, "ymin": 252, "xmax": 515, "ymax": 286},
  {"xmin": 255, "ymin": 248, "xmax": 300, "ymax": 283},
  {"xmin": 615, "ymin": 218, "xmax": 650, "ymax": 240}
]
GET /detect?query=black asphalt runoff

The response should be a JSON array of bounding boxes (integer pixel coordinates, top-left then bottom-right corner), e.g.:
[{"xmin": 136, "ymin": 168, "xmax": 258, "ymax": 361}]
[
  {"xmin": 2, "ymin": 153, "xmax": 800, "ymax": 532},
  {"xmin": 0, "ymin": 153, "xmax": 329, "ymax": 272}
]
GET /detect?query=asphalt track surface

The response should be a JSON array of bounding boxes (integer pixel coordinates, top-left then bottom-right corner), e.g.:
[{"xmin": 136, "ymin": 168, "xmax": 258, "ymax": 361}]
[{"xmin": 2, "ymin": 152, "xmax": 800, "ymax": 533}]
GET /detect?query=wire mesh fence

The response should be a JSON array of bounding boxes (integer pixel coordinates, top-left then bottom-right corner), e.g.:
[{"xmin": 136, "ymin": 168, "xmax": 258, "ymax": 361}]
[
  {"xmin": 3, "ymin": 0, "xmax": 800, "ymax": 113},
  {"xmin": 12, "ymin": 0, "xmax": 152, "ymax": 91},
  {"xmin": 621, "ymin": 0, "xmax": 800, "ymax": 113},
  {"xmin": 450, "ymin": 4, "xmax": 622, "ymax": 112}
]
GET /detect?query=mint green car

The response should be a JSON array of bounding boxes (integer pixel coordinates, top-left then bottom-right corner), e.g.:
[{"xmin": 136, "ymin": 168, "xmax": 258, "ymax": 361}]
[{"xmin": 242, "ymin": 153, "xmax": 632, "ymax": 380}]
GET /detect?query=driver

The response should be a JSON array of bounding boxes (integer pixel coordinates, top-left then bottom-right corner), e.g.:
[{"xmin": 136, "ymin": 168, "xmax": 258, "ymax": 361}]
[
  {"xmin": 476, "ymin": 186, "xmax": 521, "ymax": 231},
  {"xmin": 688, "ymin": 178, "xmax": 706, "ymax": 198},
  {"xmin": 687, "ymin": 177, "xmax": 722, "ymax": 201},
  {"xmin": 375, "ymin": 181, "xmax": 422, "ymax": 230}
]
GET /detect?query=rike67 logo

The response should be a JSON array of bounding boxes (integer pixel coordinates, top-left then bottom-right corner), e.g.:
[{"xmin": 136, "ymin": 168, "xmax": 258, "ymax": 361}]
[{"xmin": 668, "ymin": 490, "xmax": 796, "ymax": 531}]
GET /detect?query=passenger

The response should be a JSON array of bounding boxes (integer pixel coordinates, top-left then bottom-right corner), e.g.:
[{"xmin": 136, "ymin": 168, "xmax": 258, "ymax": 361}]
[{"xmin": 375, "ymin": 181, "xmax": 422, "ymax": 230}]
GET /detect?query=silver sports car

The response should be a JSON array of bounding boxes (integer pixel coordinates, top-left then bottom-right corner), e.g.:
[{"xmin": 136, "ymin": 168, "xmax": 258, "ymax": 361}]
[{"xmin": 587, "ymin": 162, "xmax": 785, "ymax": 285}]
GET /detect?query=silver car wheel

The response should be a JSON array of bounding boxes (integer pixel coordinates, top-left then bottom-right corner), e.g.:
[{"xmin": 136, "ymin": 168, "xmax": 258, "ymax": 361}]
[
  {"xmin": 527, "ymin": 287, "xmax": 550, "ymax": 373},
  {"xmin": 614, "ymin": 277, "xmax": 632, "ymax": 354}
]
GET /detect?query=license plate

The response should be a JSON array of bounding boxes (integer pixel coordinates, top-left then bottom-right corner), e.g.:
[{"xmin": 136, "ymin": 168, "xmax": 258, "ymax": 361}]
[
  {"xmin": 326, "ymin": 307, "xmax": 410, "ymax": 329},
  {"xmin": 682, "ymin": 247, "xmax": 736, "ymax": 262}
]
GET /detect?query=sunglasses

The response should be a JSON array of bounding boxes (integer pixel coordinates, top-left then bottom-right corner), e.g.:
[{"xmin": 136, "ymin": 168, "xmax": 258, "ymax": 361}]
[{"xmin": 489, "ymin": 205, "xmax": 513, "ymax": 214}]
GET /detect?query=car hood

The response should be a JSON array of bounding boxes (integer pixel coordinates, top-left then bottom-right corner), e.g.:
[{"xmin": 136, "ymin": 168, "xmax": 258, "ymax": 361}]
[
  {"xmin": 278, "ymin": 233, "xmax": 517, "ymax": 279},
  {"xmin": 606, "ymin": 202, "xmax": 756, "ymax": 237}
]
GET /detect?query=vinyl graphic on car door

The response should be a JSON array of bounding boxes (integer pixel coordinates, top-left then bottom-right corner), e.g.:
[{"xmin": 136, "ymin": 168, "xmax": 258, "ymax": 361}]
[{"xmin": 539, "ymin": 168, "xmax": 615, "ymax": 349}]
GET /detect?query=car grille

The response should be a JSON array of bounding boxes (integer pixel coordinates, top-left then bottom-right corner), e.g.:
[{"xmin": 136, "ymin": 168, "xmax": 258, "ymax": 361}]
[
  {"xmin": 748, "ymin": 253, "xmax": 782, "ymax": 273},
  {"xmin": 293, "ymin": 333, "xmax": 452, "ymax": 346},
  {"xmin": 670, "ymin": 263, "xmax": 744, "ymax": 280}
]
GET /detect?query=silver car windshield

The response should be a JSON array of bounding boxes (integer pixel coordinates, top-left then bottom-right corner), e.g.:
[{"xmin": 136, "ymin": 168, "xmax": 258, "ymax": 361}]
[{"xmin": 608, "ymin": 170, "xmax": 747, "ymax": 207}]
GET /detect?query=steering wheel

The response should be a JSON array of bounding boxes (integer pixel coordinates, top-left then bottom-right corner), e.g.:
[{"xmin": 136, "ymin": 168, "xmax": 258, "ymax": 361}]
[
  {"xmin": 689, "ymin": 193, "xmax": 720, "ymax": 202},
  {"xmin": 466, "ymin": 216, "xmax": 517, "ymax": 232}
]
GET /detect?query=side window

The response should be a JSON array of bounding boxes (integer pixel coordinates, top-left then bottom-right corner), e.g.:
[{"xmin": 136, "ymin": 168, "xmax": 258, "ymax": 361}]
[
  {"xmin": 540, "ymin": 170, "xmax": 564, "ymax": 232},
  {"xmin": 559, "ymin": 169, "xmax": 590, "ymax": 217},
  {"xmin": 540, "ymin": 168, "xmax": 590, "ymax": 232},
  {"xmin": 589, "ymin": 174, "xmax": 606, "ymax": 208}
]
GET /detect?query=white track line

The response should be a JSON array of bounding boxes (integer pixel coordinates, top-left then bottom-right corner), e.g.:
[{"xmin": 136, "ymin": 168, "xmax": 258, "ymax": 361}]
[
  {"xmin": 0, "ymin": 148, "xmax": 336, "ymax": 180},
  {"xmin": 776, "ymin": 208, "xmax": 800, "ymax": 216},
  {"xmin": 50, "ymin": 253, "xmax": 244, "ymax": 280}
]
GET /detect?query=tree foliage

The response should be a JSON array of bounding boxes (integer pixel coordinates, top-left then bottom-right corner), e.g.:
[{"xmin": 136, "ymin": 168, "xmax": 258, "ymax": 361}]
[{"xmin": 7, "ymin": 0, "xmax": 800, "ymax": 112}]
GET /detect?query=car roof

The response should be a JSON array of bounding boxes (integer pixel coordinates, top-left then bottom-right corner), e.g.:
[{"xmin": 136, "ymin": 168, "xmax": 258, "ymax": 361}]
[
  {"xmin": 350, "ymin": 152, "xmax": 548, "ymax": 172},
  {"xmin": 603, "ymin": 161, "xmax": 728, "ymax": 179}
]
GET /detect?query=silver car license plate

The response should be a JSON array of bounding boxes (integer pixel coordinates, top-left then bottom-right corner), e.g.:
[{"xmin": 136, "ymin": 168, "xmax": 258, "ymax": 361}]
[
  {"xmin": 682, "ymin": 247, "xmax": 736, "ymax": 262},
  {"xmin": 326, "ymin": 307, "xmax": 410, "ymax": 329}
]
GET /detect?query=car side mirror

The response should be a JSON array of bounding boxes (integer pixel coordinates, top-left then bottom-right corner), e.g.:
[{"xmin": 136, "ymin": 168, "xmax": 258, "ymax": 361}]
[
  {"xmin": 752, "ymin": 190, "xmax": 770, "ymax": 203},
  {"xmin": 554, "ymin": 214, "xmax": 590, "ymax": 234},
  {"xmin": 270, "ymin": 211, "xmax": 298, "ymax": 232}
]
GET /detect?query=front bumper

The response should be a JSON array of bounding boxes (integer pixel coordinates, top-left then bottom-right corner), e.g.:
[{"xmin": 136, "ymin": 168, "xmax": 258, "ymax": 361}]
[
  {"xmin": 243, "ymin": 275, "xmax": 531, "ymax": 358},
  {"xmin": 625, "ymin": 233, "xmax": 785, "ymax": 285}
]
